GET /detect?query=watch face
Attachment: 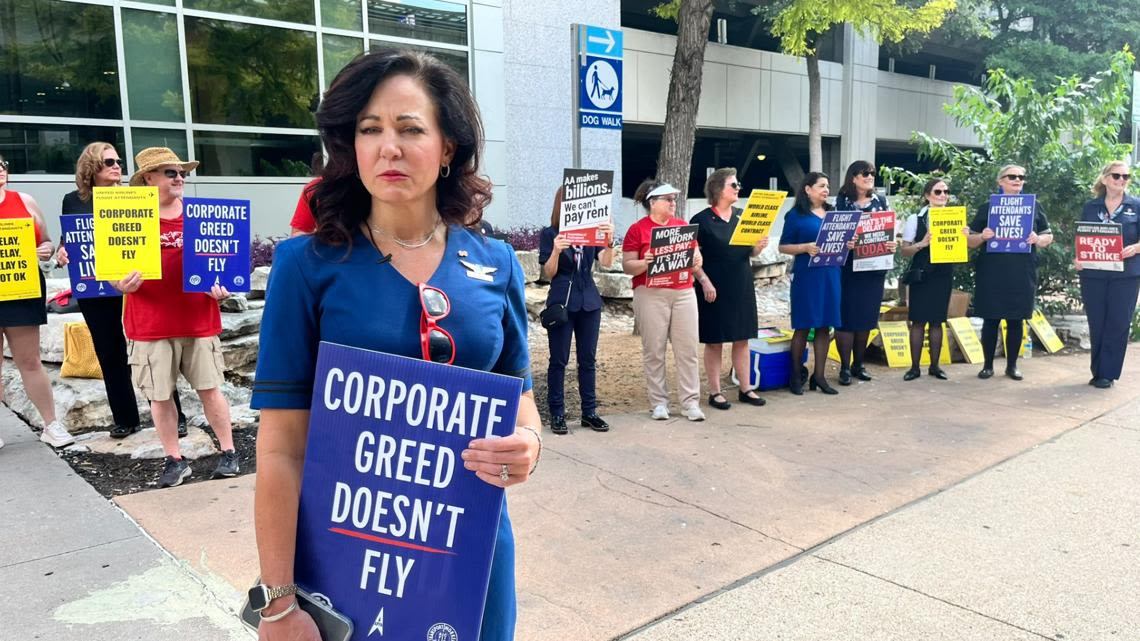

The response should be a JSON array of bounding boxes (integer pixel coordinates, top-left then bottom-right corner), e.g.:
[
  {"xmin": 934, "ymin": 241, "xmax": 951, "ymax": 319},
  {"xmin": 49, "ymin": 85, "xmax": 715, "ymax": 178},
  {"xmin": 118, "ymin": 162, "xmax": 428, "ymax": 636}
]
[{"xmin": 248, "ymin": 585, "xmax": 270, "ymax": 611}]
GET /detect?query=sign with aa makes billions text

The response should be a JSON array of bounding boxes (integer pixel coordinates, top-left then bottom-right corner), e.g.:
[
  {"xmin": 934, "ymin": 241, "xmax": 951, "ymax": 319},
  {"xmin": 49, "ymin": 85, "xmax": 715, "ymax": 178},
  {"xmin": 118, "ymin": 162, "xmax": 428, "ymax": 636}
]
[
  {"xmin": 92, "ymin": 186, "xmax": 161, "ymax": 281},
  {"xmin": 295, "ymin": 342, "xmax": 522, "ymax": 641},
  {"xmin": 560, "ymin": 169, "xmax": 613, "ymax": 247},
  {"xmin": 182, "ymin": 197, "xmax": 251, "ymax": 293}
]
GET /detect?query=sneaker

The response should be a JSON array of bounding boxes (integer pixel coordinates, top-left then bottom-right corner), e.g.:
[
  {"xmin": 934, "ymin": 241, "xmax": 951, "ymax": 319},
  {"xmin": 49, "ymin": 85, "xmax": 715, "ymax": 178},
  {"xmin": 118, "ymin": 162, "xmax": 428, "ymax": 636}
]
[
  {"xmin": 158, "ymin": 456, "xmax": 192, "ymax": 488},
  {"xmin": 682, "ymin": 405, "xmax": 706, "ymax": 422},
  {"xmin": 211, "ymin": 449, "xmax": 240, "ymax": 479},
  {"xmin": 650, "ymin": 405, "xmax": 670, "ymax": 420},
  {"xmin": 40, "ymin": 420, "xmax": 75, "ymax": 448}
]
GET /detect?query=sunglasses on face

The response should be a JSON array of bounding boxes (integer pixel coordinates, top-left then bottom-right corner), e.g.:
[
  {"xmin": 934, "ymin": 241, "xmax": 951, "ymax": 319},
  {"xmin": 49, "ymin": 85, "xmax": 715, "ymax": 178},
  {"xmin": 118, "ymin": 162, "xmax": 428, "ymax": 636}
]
[
  {"xmin": 101, "ymin": 158, "xmax": 125, "ymax": 169},
  {"xmin": 1109, "ymin": 172, "xmax": 1131, "ymax": 181},
  {"xmin": 931, "ymin": 189, "xmax": 950, "ymax": 196},
  {"xmin": 1002, "ymin": 174, "xmax": 1026, "ymax": 181},
  {"xmin": 418, "ymin": 283, "xmax": 455, "ymax": 365},
  {"xmin": 859, "ymin": 170, "xmax": 876, "ymax": 178},
  {"xmin": 728, "ymin": 182, "xmax": 741, "ymax": 189},
  {"xmin": 0, "ymin": 160, "xmax": 8, "ymax": 171},
  {"xmin": 162, "ymin": 169, "xmax": 189, "ymax": 179}
]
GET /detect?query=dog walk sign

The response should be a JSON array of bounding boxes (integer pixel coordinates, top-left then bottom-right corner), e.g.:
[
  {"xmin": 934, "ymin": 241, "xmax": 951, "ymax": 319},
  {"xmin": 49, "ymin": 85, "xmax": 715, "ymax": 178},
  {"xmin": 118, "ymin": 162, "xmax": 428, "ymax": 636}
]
[{"xmin": 576, "ymin": 24, "xmax": 622, "ymax": 130}]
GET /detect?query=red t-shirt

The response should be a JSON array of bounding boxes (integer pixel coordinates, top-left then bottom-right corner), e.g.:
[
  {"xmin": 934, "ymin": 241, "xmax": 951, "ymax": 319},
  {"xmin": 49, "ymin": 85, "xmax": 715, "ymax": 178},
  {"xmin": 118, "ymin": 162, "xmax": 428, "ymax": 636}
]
[
  {"xmin": 0, "ymin": 190, "xmax": 44, "ymax": 244},
  {"xmin": 289, "ymin": 178, "xmax": 321, "ymax": 233},
  {"xmin": 622, "ymin": 215, "xmax": 692, "ymax": 290},
  {"xmin": 123, "ymin": 215, "xmax": 222, "ymax": 341}
]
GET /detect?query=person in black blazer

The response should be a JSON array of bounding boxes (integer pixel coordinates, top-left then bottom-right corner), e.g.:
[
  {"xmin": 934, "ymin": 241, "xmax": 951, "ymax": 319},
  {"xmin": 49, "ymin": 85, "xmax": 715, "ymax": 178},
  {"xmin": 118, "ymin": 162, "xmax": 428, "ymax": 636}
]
[{"xmin": 539, "ymin": 190, "xmax": 615, "ymax": 434}]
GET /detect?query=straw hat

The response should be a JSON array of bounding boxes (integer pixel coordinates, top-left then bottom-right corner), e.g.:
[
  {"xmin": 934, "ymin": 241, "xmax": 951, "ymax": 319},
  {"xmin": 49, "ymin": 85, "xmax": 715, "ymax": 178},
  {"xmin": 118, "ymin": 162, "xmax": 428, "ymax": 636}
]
[{"xmin": 129, "ymin": 147, "xmax": 199, "ymax": 186}]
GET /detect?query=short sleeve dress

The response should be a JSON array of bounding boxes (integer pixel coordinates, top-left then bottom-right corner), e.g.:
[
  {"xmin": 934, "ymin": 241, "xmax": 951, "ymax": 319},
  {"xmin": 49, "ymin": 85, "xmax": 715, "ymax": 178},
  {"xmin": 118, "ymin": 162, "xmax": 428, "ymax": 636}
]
[
  {"xmin": 835, "ymin": 193, "xmax": 890, "ymax": 332},
  {"xmin": 902, "ymin": 206, "xmax": 956, "ymax": 323},
  {"xmin": 969, "ymin": 201, "xmax": 1051, "ymax": 320},
  {"xmin": 779, "ymin": 207, "xmax": 842, "ymax": 329},
  {"xmin": 690, "ymin": 206, "xmax": 758, "ymax": 343}
]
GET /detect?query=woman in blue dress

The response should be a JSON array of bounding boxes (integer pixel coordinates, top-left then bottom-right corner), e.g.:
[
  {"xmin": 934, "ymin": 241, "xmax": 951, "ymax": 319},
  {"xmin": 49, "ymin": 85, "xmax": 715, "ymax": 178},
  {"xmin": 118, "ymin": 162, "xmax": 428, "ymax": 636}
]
[
  {"xmin": 834, "ymin": 160, "xmax": 895, "ymax": 385},
  {"xmin": 779, "ymin": 172, "xmax": 842, "ymax": 395},
  {"xmin": 249, "ymin": 50, "xmax": 541, "ymax": 641}
]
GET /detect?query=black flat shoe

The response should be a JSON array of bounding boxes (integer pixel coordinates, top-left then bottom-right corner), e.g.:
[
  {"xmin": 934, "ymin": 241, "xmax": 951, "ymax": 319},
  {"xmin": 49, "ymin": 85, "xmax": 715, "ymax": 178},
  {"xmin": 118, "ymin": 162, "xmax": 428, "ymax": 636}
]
[
  {"xmin": 551, "ymin": 415, "xmax": 568, "ymax": 435},
  {"xmin": 109, "ymin": 424, "xmax": 138, "ymax": 439},
  {"xmin": 708, "ymin": 393, "xmax": 731, "ymax": 410},
  {"xmin": 809, "ymin": 375, "xmax": 838, "ymax": 395},
  {"xmin": 1093, "ymin": 378, "xmax": 1113, "ymax": 389},
  {"xmin": 737, "ymin": 389, "xmax": 766, "ymax": 406},
  {"xmin": 838, "ymin": 367, "xmax": 852, "ymax": 386},
  {"xmin": 978, "ymin": 368, "xmax": 994, "ymax": 379},
  {"xmin": 789, "ymin": 375, "xmax": 804, "ymax": 395},
  {"xmin": 1088, "ymin": 377, "xmax": 1097, "ymax": 386},
  {"xmin": 1005, "ymin": 367, "xmax": 1023, "ymax": 381},
  {"xmin": 851, "ymin": 365, "xmax": 873, "ymax": 381},
  {"xmin": 928, "ymin": 367, "xmax": 949, "ymax": 380},
  {"xmin": 581, "ymin": 414, "xmax": 610, "ymax": 431},
  {"xmin": 903, "ymin": 368, "xmax": 921, "ymax": 381}
]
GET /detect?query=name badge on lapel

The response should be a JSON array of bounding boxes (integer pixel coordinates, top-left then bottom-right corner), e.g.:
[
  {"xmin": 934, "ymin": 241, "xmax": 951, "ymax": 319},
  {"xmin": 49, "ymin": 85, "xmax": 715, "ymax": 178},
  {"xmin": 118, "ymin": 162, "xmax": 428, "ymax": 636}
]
[{"xmin": 460, "ymin": 258, "xmax": 497, "ymax": 282}]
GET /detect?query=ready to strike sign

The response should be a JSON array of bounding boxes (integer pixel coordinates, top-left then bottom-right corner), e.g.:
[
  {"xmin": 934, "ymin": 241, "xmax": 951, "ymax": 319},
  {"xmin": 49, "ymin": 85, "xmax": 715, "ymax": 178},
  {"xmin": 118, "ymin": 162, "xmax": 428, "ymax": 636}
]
[
  {"xmin": 646, "ymin": 224, "xmax": 698, "ymax": 287},
  {"xmin": 811, "ymin": 211, "xmax": 861, "ymax": 267},
  {"xmin": 0, "ymin": 219, "xmax": 40, "ymax": 302},
  {"xmin": 182, "ymin": 197, "xmax": 251, "ymax": 292},
  {"xmin": 60, "ymin": 214, "xmax": 120, "ymax": 299},
  {"xmin": 92, "ymin": 186, "xmax": 161, "ymax": 281},
  {"xmin": 1075, "ymin": 221, "xmax": 1123, "ymax": 271},
  {"xmin": 987, "ymin": 194, "xmax": 1035, "ymax": 253},
  {"xmin": 296, "ymin": 342, "xmax": 522, "ymax": 641},
  {"xmin": 559, "ymin": 168, "xmax": 613, "ymax": 246}
]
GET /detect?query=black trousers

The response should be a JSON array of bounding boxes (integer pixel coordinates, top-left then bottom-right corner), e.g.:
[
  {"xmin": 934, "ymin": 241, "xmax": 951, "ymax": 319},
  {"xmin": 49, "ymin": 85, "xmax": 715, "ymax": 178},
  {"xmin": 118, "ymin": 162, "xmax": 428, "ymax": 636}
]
[
  {"xmin": 1079, "ymin": 274, "xmax": 1140, "ymax": 380},
  {"xmin": 546, "ymin": 308, "xmax": 601, "ymax": 417}
]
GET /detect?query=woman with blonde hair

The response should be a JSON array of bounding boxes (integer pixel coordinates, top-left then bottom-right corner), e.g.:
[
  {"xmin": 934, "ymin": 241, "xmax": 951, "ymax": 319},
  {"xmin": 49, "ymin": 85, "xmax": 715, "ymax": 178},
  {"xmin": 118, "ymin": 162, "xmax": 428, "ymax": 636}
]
[{"xmin": 1076, "ymin": 160, "xmax": 1140, "ymax": 388}]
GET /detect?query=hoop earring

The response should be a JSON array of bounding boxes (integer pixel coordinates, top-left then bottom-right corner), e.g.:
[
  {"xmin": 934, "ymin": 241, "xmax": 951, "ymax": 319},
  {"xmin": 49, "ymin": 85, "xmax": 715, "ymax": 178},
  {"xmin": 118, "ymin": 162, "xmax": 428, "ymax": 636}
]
[{"xmin": 440, "ymin": 165, "xmax": 451, "ymax": 178}]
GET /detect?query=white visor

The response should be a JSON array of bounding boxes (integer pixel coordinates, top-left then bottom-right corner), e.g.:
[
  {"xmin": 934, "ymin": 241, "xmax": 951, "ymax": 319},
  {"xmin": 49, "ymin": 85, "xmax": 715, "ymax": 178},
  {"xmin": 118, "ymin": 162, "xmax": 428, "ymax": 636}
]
[{"xmin": 646, "ymin": 183, "xmax": 681, "ymax": 198}]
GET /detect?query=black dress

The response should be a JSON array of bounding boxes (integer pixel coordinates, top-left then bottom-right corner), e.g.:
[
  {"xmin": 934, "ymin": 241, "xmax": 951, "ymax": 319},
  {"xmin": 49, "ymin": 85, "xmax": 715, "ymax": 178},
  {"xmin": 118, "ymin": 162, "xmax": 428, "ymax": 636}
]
[
  {"xmin": 905, "ymin": 207, "xmax": 955, "ymax": 323},
  {"xmin": 970, "ymin": 201, "xmax": 1050, "ymax": 319},
  {"xmin": 836, "ymin": 193, "xmax": 890, "ymax": 331},
  {"xmin": 690, "ymin": 207, "xmax": 758, "ymax": 343}
]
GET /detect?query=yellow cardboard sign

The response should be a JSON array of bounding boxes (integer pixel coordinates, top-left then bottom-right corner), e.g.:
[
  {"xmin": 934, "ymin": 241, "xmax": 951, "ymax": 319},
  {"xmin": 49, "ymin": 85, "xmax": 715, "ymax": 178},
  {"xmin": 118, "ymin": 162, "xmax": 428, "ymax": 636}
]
[
  {"xmin": 929, "ymin": 206, "xmax": 968, "ymax": 264},
  {"xmin": 1029, "ymin": 310, "xmax": 1065, "ymax": 353},
  {"xmin": 1000, "ymin": 320, "xmax": 1028, "ymax": 357},
  {"xmin": 729, "ymin": 189, "xmax": 786, "ymax": 246},
  {"xmin": 877, "ymin": 321, "xmax": 912, "ymax": 367},
  {"xmin": 0, "ymin": 219, "xmax": 41, "ymax": 301},
  {"xmin": 93, "ymin": 187, "xmax": 162, "ymax": 281},
  {"xmin": 947, "ymin": 317, "xmax": 985, "ymax": 364},
  {"xmin": 828, "ymin": 328, "xmax": 880, "ymax": 362}
]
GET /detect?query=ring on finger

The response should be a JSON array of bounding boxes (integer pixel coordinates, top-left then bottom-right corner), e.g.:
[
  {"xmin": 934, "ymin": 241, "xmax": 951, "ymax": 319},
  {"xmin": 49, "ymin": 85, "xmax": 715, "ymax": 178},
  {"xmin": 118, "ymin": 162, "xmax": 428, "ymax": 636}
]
[{"xmin": 499, "ymin": 464, "xmax": 510, "ymax": 482}]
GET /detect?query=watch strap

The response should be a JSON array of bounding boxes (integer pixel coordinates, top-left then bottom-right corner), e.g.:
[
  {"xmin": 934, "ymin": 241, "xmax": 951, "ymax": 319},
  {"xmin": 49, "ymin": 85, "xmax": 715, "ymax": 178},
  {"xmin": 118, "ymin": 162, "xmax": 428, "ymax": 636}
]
[{"xmin": 265, "ymin": 583, "xmax": 298, "ymax": 601}]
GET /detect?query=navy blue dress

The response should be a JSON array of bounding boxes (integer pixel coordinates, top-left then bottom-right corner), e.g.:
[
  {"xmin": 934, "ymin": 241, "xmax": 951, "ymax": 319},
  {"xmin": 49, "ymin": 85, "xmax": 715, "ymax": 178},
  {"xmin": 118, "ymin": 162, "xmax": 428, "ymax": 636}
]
[
  {"xmin": 835, "ymin": 193, "xmax": 890, "ymax": 331},
  {"xmin": 969, "ymin": 201, "xmax": 1051, "ymax": 319},
  {"xmin": 779, "ymin": 207, "xmax": 842, "ymax": 329}
]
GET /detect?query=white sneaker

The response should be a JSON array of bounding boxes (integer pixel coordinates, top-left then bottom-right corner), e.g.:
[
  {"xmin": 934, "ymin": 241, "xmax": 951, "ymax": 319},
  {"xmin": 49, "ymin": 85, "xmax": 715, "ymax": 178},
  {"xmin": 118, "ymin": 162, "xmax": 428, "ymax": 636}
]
[
  {"xmin": 40, "ymin": 420, "xmax": 75, "ymax": 448},
  {"xmin": 650, "ymin": 405, "xmax": 670, "ymax": 420},
  {"xmin": 0, "ymin": 436, "xmax": 5, "ymax": 450},
  {"xmin": 683, "ymin": 405, "xmax": 706, "ymax": 422}
]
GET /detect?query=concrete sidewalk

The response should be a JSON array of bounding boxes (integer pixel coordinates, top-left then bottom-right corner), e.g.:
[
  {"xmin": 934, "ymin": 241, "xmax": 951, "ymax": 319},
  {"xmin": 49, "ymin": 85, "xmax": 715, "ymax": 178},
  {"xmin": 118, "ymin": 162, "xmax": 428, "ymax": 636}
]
[{"xmin": 0, "ymin": 407, "xmax": 251, "ymax": 640}]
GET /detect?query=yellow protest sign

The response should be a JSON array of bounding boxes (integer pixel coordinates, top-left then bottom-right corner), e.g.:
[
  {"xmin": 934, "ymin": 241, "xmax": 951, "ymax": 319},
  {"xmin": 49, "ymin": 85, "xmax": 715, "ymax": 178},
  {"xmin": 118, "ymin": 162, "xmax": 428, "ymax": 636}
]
[
  {"xmin": 929, "ymin": 206, "xmax": 968, "ymax": 264},
  {"xmin": 877, "ymin": 321, "xmax": 912, "ymax": 367},
  {"xmin": 0, "ymin": 219, "xmax": 41, "ymax": 301},
  {"xmin": 1000, "ymin": 320, "xmax": 1028, "ymax": 357},
  {"xmin": 918, "ymin": 323, "xmax": 952, "ymax": 365},
  {"xmin": 948, "ymin": 317, "xmax": 984, "ymax": 364},
  {"xmin": 93, "ymin": 187, "xmax": 162, "ymax": 281},
  {"xmin": 1029, "ymin": 310, "xmax": 1065, "ymax": 353},
  {"xmin": 729, "ymin": 189, "xmax": 786, "ymax": 246},
  {"xmin": 828, "ymin": 328, "xmax": 880, "ymax": 362}
]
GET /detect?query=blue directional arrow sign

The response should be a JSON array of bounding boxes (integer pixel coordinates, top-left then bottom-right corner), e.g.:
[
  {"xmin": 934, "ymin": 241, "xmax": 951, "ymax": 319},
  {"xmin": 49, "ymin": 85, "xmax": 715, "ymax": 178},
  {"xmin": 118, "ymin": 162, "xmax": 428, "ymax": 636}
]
[
  {"xmin": 577, "ymin": 24, "xmax": 623, "ymax": 131},
  {"xmin": 583, "ymin": 25, "xmax": 622, "ymax": 58}
]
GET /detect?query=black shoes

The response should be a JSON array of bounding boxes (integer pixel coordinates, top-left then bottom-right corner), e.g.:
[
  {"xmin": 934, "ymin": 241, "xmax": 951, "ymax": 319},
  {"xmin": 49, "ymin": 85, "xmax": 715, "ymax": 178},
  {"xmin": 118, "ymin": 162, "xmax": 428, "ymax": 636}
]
[
  {"xmin": 1092, "ymin": 378, "xmax": 1113, "ymax": 389},
  {"xmin": 789, "ymin": 374, "xmax": 804, "ymax": 395},
  {"xmin": 737, "ymin": 389, "xmax": 766, "ymax": 406},
  {"xmin": 1005, "ymin": 367, "xmax": 1023, "ymax": 381},
  {"xmin": 110, "ymin": 424, "xmax": 139, "ymax": 439},
  {"xmin": 581, "ymin": 414, "xmax": 610, "ymax": 432},
  {"xmin": 211, "ymin": 449, "xmax": 240, "ymax": 478},
  {"xmin": 851, "ymin": 365, "xmax": 872, "ymax": 381},
  {"xmin": 978, "ymin": 367, "xmax": 994, "ymax": 379},
  {"xmin": 838, "ymin": 367, "xmax": 852, "ymax": 386},
  {"xmin": 551, "ymin": 415, "xmax": 568, "ymax": 435},
  {"xmin": 158, "ymin": 456, "xmax": 191, "ymax": 488},
  {"xmin": 708, "ymin": 393, "xmax": 731, "ymax": 410},
  {"xmin": 903, "ymin": 368, "xmax": 921, "ymax": 381},
  {"xmin": 928, "ymin": 367, "xmax": 949, "ymax": 380},
  {"xmin": 809, "ymin": 375, "xmax": 838, "ymax": 395}
]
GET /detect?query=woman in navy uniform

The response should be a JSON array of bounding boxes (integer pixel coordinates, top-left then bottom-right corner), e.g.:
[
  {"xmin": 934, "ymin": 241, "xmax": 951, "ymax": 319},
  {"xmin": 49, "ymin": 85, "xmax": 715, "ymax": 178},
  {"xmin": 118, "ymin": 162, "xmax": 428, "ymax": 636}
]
[
  {"xmin": 967, "ymin": 164, "xmax": 1053, "ymax": 380},
  {"xmin": 539, "ymin": 190, "xmax": 614, "ymax": 433},
  {"xmin": 834, "ymin": 160, "xmax": 895, "ymax": 385},
  {"xmin": 779, "ymin": 172, "xmax": 842, "ymax": 395},
  {"xmin": 1077, "ymin": 160, "xmax": 1140, "ymax": 389}
]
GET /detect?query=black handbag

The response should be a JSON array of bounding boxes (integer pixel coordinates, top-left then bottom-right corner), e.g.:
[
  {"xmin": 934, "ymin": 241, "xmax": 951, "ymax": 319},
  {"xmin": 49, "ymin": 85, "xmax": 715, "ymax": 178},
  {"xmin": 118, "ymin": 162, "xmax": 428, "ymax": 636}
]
[
  {"xmin": 540, "ymin": 256, "xmax": 575, "ymax": 330},
  {"xmin": 900, "ymin": 266, "xmax": 925, "ymax": 285}
]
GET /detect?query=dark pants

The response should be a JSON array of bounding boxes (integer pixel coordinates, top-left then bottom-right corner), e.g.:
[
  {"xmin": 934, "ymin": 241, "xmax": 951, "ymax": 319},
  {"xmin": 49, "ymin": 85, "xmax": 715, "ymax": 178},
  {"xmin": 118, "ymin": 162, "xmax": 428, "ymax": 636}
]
[
  {"xmin": 546, "ymin": 307, "xmax": 601, "ymax": 417},
  {"xmin": 1080, "ymin": 274, "xmax": 1140, "ymax": 380}
]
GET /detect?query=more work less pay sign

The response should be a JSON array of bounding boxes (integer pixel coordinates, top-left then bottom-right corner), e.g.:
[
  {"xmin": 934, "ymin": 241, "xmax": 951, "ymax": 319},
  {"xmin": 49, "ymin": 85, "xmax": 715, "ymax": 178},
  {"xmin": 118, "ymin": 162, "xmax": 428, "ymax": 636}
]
[{"xmin": 296, "ymin": 342, "xmax": 522, "ymax": 641}]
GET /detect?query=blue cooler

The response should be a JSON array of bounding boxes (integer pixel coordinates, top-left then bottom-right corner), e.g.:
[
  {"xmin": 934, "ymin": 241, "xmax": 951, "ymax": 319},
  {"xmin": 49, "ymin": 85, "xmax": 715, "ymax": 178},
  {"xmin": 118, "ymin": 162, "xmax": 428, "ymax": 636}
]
[{"xmin": 749, "ymin": 338, "xmax": 809, "ymax": 391}]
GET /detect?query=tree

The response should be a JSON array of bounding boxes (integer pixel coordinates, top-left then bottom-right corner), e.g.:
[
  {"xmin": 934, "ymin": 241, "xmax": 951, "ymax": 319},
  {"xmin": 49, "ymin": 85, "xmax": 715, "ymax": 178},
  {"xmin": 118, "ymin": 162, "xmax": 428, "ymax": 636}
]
[
  {"xmin": 761, "ymin": 0, "xmax": 958, "ymax": 170},
  {"xmin": 651, "ymin": 0, "xmax": 715, "ymax": 210}
]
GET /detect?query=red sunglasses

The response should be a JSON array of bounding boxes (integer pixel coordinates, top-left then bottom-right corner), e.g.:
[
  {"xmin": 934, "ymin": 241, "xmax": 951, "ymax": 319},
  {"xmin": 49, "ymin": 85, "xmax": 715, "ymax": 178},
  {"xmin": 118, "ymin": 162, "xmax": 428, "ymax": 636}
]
[{"xmin": 418, "ymin": 283, "xmax": 455, "ymax": 364}]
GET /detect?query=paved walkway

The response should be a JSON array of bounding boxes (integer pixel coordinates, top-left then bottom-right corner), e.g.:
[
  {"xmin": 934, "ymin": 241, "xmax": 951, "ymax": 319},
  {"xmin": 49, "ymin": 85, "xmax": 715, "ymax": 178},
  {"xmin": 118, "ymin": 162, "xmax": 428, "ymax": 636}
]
[{"xmin": 2, "ymin": 347, "xmax": 1137, "ymax": 640}]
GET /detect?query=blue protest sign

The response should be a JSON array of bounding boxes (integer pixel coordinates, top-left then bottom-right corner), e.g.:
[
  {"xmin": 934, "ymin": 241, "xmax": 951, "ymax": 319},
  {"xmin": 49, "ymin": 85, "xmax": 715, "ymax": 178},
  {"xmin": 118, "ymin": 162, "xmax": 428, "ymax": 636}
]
[
  {"xmin": 811, "ymin": 211, "xmax": 861, "ymax": 267},
  {"xmin": 987, "ymin": 194, "xmax": 1035, "ymax": 253},
  {"xmin": 59, "ymin": 214, "xmax": 120, "ymax": 299},
  {"xmin": 295, "ymin": 342, "xmax": 522, "ymax": 641},
  {"xmin": 182, "ymin": 197, "xmax": 250, "ymax": 292}
]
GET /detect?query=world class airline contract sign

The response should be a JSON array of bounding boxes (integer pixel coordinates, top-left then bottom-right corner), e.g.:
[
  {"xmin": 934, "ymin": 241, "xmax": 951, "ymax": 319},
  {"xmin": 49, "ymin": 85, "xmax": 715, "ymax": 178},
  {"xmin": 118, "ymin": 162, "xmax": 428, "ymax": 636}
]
[{"xmin": 296, "ymin": 342, "xmax": 523, "ymax": 641}]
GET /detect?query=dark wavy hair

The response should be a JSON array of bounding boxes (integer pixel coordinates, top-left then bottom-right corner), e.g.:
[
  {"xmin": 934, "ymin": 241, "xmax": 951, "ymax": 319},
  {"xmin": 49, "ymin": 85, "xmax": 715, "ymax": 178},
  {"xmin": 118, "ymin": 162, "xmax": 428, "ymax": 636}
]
[
  {"xmin": 793, "ymin": 172, "xmax": 832, "ymax": 214},
  {"xmin": 838, "ymin": 160, "xmax": 875, "ymax": 201},
  {"xmin": 311, "ymin": 49, "xmax": 492, "ymax": 246},
  {"xmin": 920, "ymin": 176, "xmax": 948, "ymax": 207}
]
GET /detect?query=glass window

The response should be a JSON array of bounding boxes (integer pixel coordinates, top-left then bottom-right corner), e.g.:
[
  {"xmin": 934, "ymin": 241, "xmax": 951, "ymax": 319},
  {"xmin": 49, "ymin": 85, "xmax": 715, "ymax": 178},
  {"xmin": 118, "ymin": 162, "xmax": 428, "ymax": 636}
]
[
  {"xmin": 0, "ymin": 0, "xmax": 120, "ymax": 118},
  {"xmin": 185, "ymin": 18, "xmax": 318, "ymax": 128},
  {"xmin": 367, "ymin": 0, "xmax": 467, "ymax": 46},
  {"xmin": 322, "ymin": 0, "xmax": 362, "ymax": 31},
  {"xmin": 131, "ymin": 128, "xmax": 188, "ymax": 160},
  {"xmin": 194, "ymin": 130, "xmax": 320, "ymax": 177},
  {"xmin": 0, "ymin": 124, "xmax": 124, "ymax": 175},
  {"xmin": 133, "ymin": 0, "xmax": 176, "ymax": 6},
  {"xmin": 323, "ymin": 35, "xmax": 363, "ymax": 88},
  {"xmin": 122, "ymin": 10, "xmax": 184, "ymax": 122},
  {"xmin": 371, "ymin": 40, "xmax": 468, "ymax": 81},
  {"xmin": 183, "ymin": 0, "xmax": 313, "ymax": 25}
]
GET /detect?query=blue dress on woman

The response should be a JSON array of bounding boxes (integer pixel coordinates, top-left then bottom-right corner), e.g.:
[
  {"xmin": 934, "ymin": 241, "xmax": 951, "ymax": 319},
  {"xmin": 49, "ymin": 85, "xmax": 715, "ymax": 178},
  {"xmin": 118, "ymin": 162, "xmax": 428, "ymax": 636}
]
[
  {"xmin": 835, "ymin": 192, "xmax": 890, "ymax": 331},
  {"xmin": 779, "ymin": 206, "xmax": 842, "ymax": 328}
]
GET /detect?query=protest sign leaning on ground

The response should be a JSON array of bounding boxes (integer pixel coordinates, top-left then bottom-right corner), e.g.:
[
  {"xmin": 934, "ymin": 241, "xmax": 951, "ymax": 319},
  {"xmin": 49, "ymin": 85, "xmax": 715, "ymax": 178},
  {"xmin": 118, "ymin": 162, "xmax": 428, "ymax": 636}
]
[
  {"xmin": 0, "ymin": 153, "xmax": 71, "ymax": 449},
  {"xmin": 250, "ymin": 49, "xmax": 541, "ymax": 641},
  {"xmin": 114, "ymin": 147, "xmax": 238, "ymax": 487},
  {"xmin": 967, "ymin": 164, "xmax": 1053, "ymax": 381},
  {"xmin": 1076, "ymin": 160, "xmax": 1140, "ymax": 389}
]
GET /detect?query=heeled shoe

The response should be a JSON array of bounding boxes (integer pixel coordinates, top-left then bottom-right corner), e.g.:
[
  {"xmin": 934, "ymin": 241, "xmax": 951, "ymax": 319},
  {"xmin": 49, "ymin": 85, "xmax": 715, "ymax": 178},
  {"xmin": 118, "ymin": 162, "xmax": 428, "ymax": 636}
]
[
  {"xmin": 800, "ymin": 365, "xmax": 810, "ymax": 383},
  {"xmin": 977, "ymin": 367, "xmax": 994, "ymax": 379},
  {"xmin": 1005, "ymin": 367, "xmax": 1023, "ymax": 381},
  {"xmin": 903, "ymin": 368, "xmax": 921, "ymax": 381},
  {"xmin": 838, "ymin": 367, "xmax": 852, "ymax": 386},
  {"xmin": 851, "ymin": 365, "xmax": 873, "ymax": 381},
  {"xmin": 928, "ymin": 367, "xmax": 949, "ymax": 380},
  {"xmin": 581, "ymin": 414, "xmax": 610, "ymax": 432},
  {"xmin": 551, "ymin": 415, "xmax": 568, "ymax": 435},
  {"xmin": 737, "ymin": 389, "xmax": 766, "ymax": 406},
  {"xmin": 809, "ymin": 375, "xmax": 838, "ymax": 395},
  {"xmin": 789, "ymin": 375, "xmax": 804, "ymax": 395},
  {"xmin": 708, "ymin": 393, "xmax": 731, "ymax": 410}
]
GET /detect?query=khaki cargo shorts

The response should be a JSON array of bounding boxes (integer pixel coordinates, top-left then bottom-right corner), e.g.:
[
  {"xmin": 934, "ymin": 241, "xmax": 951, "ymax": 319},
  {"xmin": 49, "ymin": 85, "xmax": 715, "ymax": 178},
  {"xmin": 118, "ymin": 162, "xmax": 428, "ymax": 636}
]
[{"xmin": 128, "ymin": 336, "xmax": 226, "ymax": 401}]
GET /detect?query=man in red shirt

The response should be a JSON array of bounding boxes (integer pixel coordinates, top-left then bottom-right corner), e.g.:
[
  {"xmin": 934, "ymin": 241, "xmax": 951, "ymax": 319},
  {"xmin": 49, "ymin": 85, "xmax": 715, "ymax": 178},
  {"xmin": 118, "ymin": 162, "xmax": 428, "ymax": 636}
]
[{"xmin": 116, "ymin": 147, "xmax": 238, "ymax": 487}]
